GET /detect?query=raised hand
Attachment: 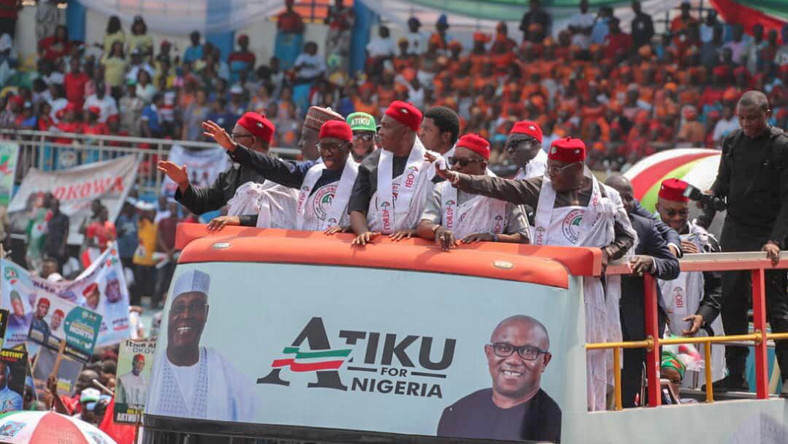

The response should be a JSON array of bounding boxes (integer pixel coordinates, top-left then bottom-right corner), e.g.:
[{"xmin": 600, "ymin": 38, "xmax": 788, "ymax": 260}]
[
  {"xmin": 202, "ymin": 120, "xmax": 237, "ymax": 152},
  {"xmin": 157, "ymin": 161, "xmax": 189, "ymax": 187}
]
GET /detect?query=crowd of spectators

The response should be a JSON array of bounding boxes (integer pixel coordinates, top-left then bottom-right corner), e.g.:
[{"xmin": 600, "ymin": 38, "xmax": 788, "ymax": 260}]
[{"xmin": 0, "ymin": 0, "xmax": 787, "ymax": 172}]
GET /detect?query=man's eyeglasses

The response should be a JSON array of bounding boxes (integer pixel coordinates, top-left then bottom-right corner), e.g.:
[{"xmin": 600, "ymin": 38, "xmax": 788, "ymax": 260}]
[
  {"xmin": 546, "ymin": 162, "xmax": 580, "ymax": 176},
  {"xmin": 353, "ymin": 133, "xmax": 375, "ymax": 141},
  {"xmin": 231, "ymin": 133, "xmax": 255, "ymax": 142},
  {"xmin": 317, "ymin": 142, "xmax": 348, "ymax": 153},
  {"xmin": 488, "ymin": 342, "xmax": 549, "ymax": 361},
  {"xmin": 448, "ymin": 156, "xmax": 484, "ymax": 168},
  {"xmin": 171, "ymin": 300, "xmax": 209, "ymax": 316}
]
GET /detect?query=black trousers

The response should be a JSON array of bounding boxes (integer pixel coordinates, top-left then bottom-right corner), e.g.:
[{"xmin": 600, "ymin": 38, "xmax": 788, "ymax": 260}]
[{"xmin": 720, "ymin": 218, "xmax": 788, "ymax": 379}]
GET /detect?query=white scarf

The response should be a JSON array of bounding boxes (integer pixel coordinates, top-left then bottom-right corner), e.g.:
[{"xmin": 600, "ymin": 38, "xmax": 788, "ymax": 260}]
[
  {"xmin": 532, "ymin": 175, "xmax": 636, "ymax": 411},
  {"xmin": 369, "ymin": 138, "xmax": 435, "ymax": 233},
  {"xmin": 438, "ymin": 172, "xmax": 508, "ymax": 239},
  {"xmin": 295, "ymin": 159, "xmax": 359, "ymax": 231},
  {"xmin": 226, "ymin": 181, "xmax": 298, "ymax": 229},
  {"xmin": 659, "ymin": 221, "xmax": 726, "ymax": 386}
]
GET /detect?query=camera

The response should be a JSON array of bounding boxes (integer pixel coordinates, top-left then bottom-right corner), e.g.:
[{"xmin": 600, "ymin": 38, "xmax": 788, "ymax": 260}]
[{"xmin": 683, "ymin": 183, "xmax": 727, "ymax": 212}]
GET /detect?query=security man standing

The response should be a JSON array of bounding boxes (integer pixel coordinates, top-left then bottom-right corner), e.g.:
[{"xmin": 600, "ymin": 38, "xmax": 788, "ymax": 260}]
[{"xmin": 699, "ymin": 90, "xmax": 788, "ymax": 394}]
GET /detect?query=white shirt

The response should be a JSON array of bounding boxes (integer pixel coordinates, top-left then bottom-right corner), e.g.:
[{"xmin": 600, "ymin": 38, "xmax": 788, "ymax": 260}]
[
  {"xmin": 568, "ymin": 13, "xmax": 595, "ymax": 49},
  {"xmin": 83, "ymin": 94, "xmax": 119, "ymax": 123},
  {"xmin": 117, "ymin": 371, "xmax": 148, "ymax": 406},
  {"xmin": 366, "ymin": 37, "xmax": 396, "ymax": 58},
  {"xmin": 294, "ymin": 53, "xmax": 326, "ymax": 80},
  {"xmin": 406, "ymin": 32, "xmax": 426, "ymax": 55}
]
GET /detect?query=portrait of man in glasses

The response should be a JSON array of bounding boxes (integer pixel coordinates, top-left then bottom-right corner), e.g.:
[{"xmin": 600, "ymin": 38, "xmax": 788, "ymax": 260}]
[
  {"xmin": 147, "ymin": 269, "xmax": 258, "ymax": 421},
  {"xmin": 437, "ymin": 315, "xmax": 561, "ymax": 442}
]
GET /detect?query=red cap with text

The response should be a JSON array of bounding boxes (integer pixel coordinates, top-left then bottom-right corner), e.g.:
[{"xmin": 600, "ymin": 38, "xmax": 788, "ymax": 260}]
[
  {"xmin": 658, "ymin": 178, "xmax": 690, "ymax": 203},
  {"xmin": 548, "ymin": 137, "xmax": 586, "ymax": 163},
  {"xmin": 456, "ymin": 134, "xmax": 491, "ymax": 160},
  {"xmin": 237, "ymin": 112, "xmax": 275, "ymax": 144},
  {"xmin": 384, "ymin": 100, "xmax": 422, "ymax": 132},
  {"xmin": 510, "ymin": 120, "xmax": 543, "ymax": 143},
  {"xmin": 319, "ymin": 120, "xmax": 353, "ymax": 143}
]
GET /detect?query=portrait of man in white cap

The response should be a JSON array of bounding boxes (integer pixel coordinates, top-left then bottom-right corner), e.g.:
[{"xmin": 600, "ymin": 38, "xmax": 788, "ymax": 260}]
[{"xmin": 146, "ymin": 269, "xmax": 258, "ymax": 421}]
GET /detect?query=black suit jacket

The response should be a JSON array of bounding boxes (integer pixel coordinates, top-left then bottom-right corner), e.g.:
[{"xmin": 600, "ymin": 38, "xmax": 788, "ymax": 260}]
[{"xmin": 620, "ymin": 214, "xmax": 681, "ymax": 341}]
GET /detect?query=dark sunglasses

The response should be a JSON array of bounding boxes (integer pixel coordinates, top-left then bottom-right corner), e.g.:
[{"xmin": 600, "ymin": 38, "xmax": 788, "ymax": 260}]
[{"xmin": 448, "ymin": 156, "xmax": 484, "ymax": 168}]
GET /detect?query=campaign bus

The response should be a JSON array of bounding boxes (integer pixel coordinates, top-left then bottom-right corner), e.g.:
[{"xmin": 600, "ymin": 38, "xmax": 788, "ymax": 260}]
[{"xmin": 142, "ymin": 224, "xmax": 788, "ymax": 443}]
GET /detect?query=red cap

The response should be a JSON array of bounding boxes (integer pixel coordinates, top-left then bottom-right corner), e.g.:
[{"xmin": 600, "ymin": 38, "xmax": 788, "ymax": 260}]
[
  {"xmin": 548, "ymin": 138, "xmax": 586, "ymax": 163},
  {"xmin": 53, "ymin": 309, "xmax": 65, "ymax": 317},
  {"xmin": 237, "ymin": 112, "xmax": 275, "ymax": 144},
  {"xmin": 83, "ymin": 282, "xmax": 98, "ymax": 296},
  {"xmin": 384, "ymin": 100, "xmax": 422, "ymax": 132},
  {"xmin": 733, "ymin": 66, "xmax": 748, "ymax": 78},
  {"xmin": 712, "ymin": 65, "xmax": 730, "ymax": 77},
  {"xmin": 238, "ymin": 34, "xmax": 249, "ymax": 42},
  {"xmin": 88, "ymin": 106, "xmax": 101, "ymax": 116},
  {"xmin": 38, "ymin": 298, "xmax": 50, "ymax": 306},
  {"xmin": 65, "ymin": 102, "xmax": 79, "ymax": 113},
  {"xmin": 9, "ymin": 95, "xmax": 23, "ymax": 107},
  {"xmin": 456, "ymin": 134, "xmax": 491, "ymax": 160},
  {"xmin": 160, "ymin": 40, "xmax": 171, "ymax": 47},
  {"xmin": 510, "ymin": 120, "xmax": 543, "ymax": 143},
  {"xmin": 318, "ymin": 120, "xmax": 353, "ymax": 142},
  {"xmin": 658, "ymin": 178, "xmax": 690, "ymax": 203}
]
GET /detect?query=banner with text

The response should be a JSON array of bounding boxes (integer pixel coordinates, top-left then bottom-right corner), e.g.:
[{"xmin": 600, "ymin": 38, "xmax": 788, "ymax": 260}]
[
  {"xmin": 114, "ymin": 339, "xmax": 156, "ymax": 424},
  {"xmin": 161, "ymin": 145, "xmax": 230, "ymax": 198},
  {"xmin": 146, "ymin": 263, "xmax": 586, "ymax": 442},
  {"xmin": 1, "ymin": 250, "xmax": 129, "ymax": 350},
  {"xmin": 0, "ymin": 142, "xmax": 19, "ymax": 207},
  {"xmin": 7, "ymin": 155, "xmax": 139, "ymax": 245}
]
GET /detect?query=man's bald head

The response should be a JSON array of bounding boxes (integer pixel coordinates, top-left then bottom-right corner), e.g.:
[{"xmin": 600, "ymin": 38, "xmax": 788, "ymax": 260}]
[
  {"xmin": 738, "ymin": 90, "xmax": 770, "ymax": 112},
  {"xmin": 491, "ymin": 315, "xmax": 550, "ymax": 350},
  {"xmin": 605, "ymin": 174, "xmax": 635, "ymax": 213}
]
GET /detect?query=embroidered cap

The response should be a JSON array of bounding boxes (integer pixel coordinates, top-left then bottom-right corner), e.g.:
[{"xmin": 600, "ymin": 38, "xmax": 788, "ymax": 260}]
[
  {"xmin": 510, "ymin": 120, "xmax": 543, "ymax": 143},
  {"xmin": 173, "ymin": 269, "xmax": 211, "ymax": 298},
  {"xmin": 38, "ymin": 297, "xmax": 50, "ymax": 307},
  {"xmin": 658, "ymin": 178, "xmax": 690, "ymax": 203},
  {"xmin": 304, "ymin": 106, "xmax": 344, "ymax": 131},
  {"xmin": 548, "ymin": 137, "xmax": 586, "ymax": 163},
  {"xmin": 384, "ymin": 100, "xmax": 423, "ymax": 132},
  {"xmin": 319, "ymin": 120, "xmax": 353, "ymax": 143},
  {"xmin": 237, "ymin": 112, "xmax": 275, "ymax": 145},
  {"xmin": 456, "ymin": 134, "xmax": 491, "ymax": 160}
]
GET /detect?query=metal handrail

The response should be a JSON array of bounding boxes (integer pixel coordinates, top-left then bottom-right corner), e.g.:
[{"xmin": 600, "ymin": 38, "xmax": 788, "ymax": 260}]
[{"xmin": 586, "ymin": 252, "xmax": 788, "ymax": 411}]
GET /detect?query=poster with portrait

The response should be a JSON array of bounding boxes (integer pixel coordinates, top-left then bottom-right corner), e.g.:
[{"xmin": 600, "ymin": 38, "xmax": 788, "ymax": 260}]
[
  {"xmin": 0, "ymin": 142, "xmax": 19, "ymax": 207},
  {"xmin": 67, "ymin": 246, "xmax": 131, "ymax": 347},
  {"xmin": 0, "ymin": 348, "xmax": 28, "ymax": 414},
  {"xmin": 27, "ymin": 294, "xmax": 101, "ymax": 363},
  {"xmin": 114, "ymin": 339, "xmax": 156, "ymax": 424},
  {"xmin": 146, "ymin": 263, "xmax": 580, "ymax": 443},
  {"xmin": 0, "ymin": 259, "xmax": 62, "ymax": 348}
]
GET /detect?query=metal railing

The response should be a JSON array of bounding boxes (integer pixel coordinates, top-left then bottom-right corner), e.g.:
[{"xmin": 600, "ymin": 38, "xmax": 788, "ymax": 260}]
[
  {"xmin": 590, "ymin": 252, "xmax": 788, "ymax": 411},
  {"xmin": 0, "ymin": 129, "xmax": 300, "ymax": 195}
]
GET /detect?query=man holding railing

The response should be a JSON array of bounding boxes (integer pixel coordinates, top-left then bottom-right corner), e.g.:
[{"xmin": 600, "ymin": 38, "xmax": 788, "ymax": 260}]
[{"xmin": 700, "ymin": 90, "xmax": 788, "ymax": 395}]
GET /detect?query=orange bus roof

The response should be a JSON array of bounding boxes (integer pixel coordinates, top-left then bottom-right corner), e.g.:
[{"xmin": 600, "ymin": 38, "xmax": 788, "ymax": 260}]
[{"xmin": 175, "ymin": 223, "xmax": 604, "ymax": 289}]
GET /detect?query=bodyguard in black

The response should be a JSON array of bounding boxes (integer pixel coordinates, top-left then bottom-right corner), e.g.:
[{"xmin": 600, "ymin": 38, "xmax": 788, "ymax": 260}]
[{"xmin": 700, "ymin": 91, "xmax": 788, "ymax": 393}]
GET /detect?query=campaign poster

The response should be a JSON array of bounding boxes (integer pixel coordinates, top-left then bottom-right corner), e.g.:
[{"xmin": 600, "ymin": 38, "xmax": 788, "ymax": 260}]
[
  {"xmin": 114, "ymin": 339, "xmax": 156, "ymax": 424},
  {"xmin": 160, "ymin": 144, "xmax": 230, "ymax": 198},
  {"xmin": 147, "ymin": 263, "xmax": 581, "ymax": 443},
  {"xmin": 0, "ymin": 259, "xmax": 55, "ymax": 348},
  {"xmin": 68, "ymin": 246, "xmax": 131, "ymax": 347},
  {"xmin": 0, "ymin": 250, "xmax": 129, "ymax": 349},
  {"xmin": 0, "ymin": 348, "xmax": 28, "ymax": 413},
  {"xmin": 7, "ymin": 155, "xmax": 138, "ymax": 245},
  {"xmin": 27, "ymin": 293, "xmax": 102, "ymax": 363},
  {"xmin": 31, "ymin": 346, "xmax": 83, "ymax": 397},
  {"xmin": 0, "ymin": 142, "xmax": 19, "ymax": 207}
]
